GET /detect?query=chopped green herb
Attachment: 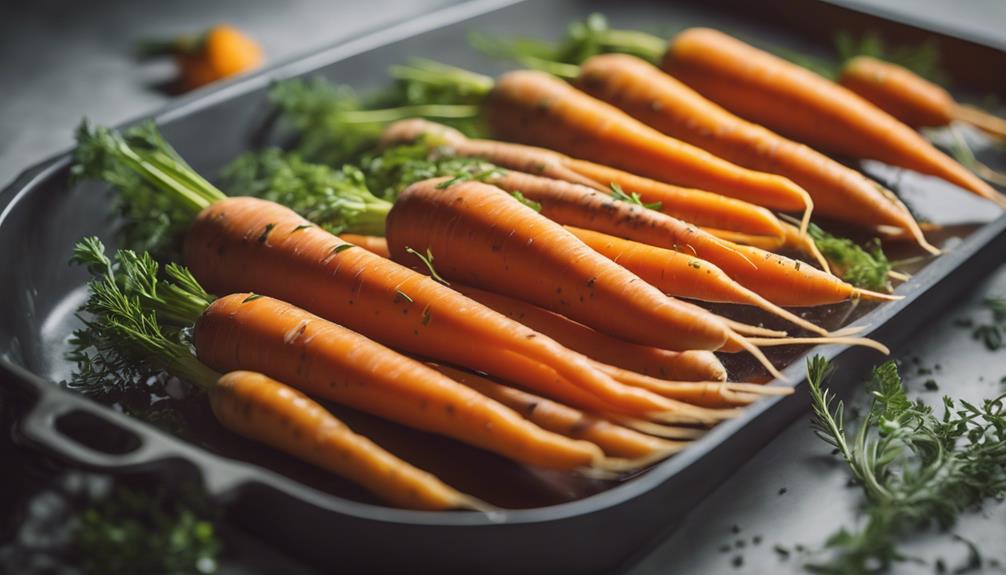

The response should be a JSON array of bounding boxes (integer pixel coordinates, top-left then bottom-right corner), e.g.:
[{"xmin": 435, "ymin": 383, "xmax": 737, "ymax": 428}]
[
  {"xmin": 805, "ymin": 355, "xmax": 1006, "ymax": 574},
  {"xmin": 404, "ymin": 246, "xmax": 450, "ymax": 286},
  {"xmin": 609, "ymin": 182, "xmax": 662, "ymax": 210},
  {"xmin": 510, "ymin": 190, "xmax": 542, "ymax": 212}
]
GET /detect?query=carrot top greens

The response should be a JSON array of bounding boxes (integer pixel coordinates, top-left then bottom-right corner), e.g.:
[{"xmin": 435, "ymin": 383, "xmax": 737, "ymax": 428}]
[
  {"xmin": 68, "ymin": 236, "xmax": 218, "ymax": 399},
  {"xmin": 806, "ymin": 356, "xmax": 1006, "ymax": 573}
]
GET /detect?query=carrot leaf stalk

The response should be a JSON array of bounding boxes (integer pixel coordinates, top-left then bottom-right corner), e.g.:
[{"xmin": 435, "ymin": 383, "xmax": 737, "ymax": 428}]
[
  {"xmin": 220, "ymin": 149, "xmax": 392, "ymax": 235},
  {"xmin": 470, "ymin": 13, "xmax": 666, "ymax": 69},
  {"xmin": 269, "ymin": 74, "xmax": 482, "ymax": 165},
  {"xmin": 806, "ymin": 223, "xmax": 893, "ymax": 292}
]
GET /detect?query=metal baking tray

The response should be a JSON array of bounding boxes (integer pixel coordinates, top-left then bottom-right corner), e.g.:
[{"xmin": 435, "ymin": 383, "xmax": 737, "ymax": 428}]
[{"xmin": 3, "ymin": 0, "xmax": 1005, "ymax": 572}]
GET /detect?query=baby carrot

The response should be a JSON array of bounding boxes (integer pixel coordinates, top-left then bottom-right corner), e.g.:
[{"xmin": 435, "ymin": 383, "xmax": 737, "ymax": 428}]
[
  {"xmin": 197, "ymin": 293, "xmax": 606, "ymax": 470},
  {"xmin": 430, "ymin": 363, "xmax": 683, "ymax": 460},
  {"xmin": 575, "ymin": 53, "xmax": 934, "ymax": 251},
  {"xmin": 565, "ymin": 226, "xmax": 829, "ymax": 335},
  {"xmin": 664, "ymin": 28, "xmax": 1006, "ymax": 208},
  {"xmin": 211, "ymin": 371, "xmax": 483, "ymax": 509},
  {"xmin": 484, "ymin": 70, "xmax": 816, "ymax": 230},
  {"xmin": 386, "ymin": 178, "xmax": 785, "ymax": 379}
]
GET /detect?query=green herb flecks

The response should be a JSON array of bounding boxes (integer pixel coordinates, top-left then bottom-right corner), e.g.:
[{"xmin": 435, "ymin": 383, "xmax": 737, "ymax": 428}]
[
  {"xmin": 73, "ymin": 485, "xmax": 220, "ymax": 575},
  {"xmin": 805, "ymin": 356, "xmax": 1006, "ymax": 574},
  {"xmin": 221, "ymin": 148, "xmax": 392, "ymax": 235},
  {"xmin": 405, "ymin": 246, "xmax": 450, "ymax": 286},
  {"xmin": 609, "ymin": 182, "xmax": 662, "ymax": 210},
  {"xmin": 808, "ymin": 223, "xmax": 892, "ymax": 291}
]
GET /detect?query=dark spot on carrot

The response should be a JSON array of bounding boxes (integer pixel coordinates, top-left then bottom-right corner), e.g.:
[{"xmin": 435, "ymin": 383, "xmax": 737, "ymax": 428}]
[{"xmin": 258, "ymin": 223, "xmax": 275, "ymax": 243}]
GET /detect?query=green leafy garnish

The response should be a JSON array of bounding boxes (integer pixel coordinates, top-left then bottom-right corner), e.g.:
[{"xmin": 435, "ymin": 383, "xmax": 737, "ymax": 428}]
[
  {"xmin": 806, "ymin": 356, "xmax": 1006, "ymax": 573},
  {"xmin": 609, "ymin": 182, "xmax": 662, "ymax": 210},
  {"xmin": 808, "ymin": 223, "xmax": 891, "ymax": 291},
  {"xmin": 221, "ymin": 148, "xmax": 393, "ymax": 235},
  {"xmin": 510, "ymin": 191, "xmax": 542, "ymax": 212},
  {"xmin": 404, "ymin": 246, "xmax": 449, "ymax": 286},
  {"xmin": 73, "ymin": 486, "xmax": 220, "ymax": 575}
]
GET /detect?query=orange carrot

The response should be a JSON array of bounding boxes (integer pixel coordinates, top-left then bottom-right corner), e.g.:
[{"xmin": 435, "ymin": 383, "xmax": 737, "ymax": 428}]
[
  {"xmin": 185, "ymin": 197, "xmax": 658, "ymax": 418},
  {"xmin": 212, "ymin": 370, "xmax": 482, "ymax": 509},
  {"xmin": 385, "ymin": 178, "xmax": 787, "ymax": 380},
  {"xmin": 339, "ymin": 233, "xmax": 390, "ymax": 257},
  {"xmin": 483, "ymin": 70, "xmax": 816, "ymax": 230},
  {"xmin": 452, "ymin": 283, "xmax": 727, "ymax": 382},
  {"xmin": 196, "ymin": 293, "xmax": 606, "ymax": 470},
  {"xmin": 575, "ymin": 53, "xmax": 934, "ymax": 251},
  {"xmin": 840, "ymin": 55, "xmax": 1006, "ymax": 140},
  {"xmin": 664, "ymin": 28, "xmax": 1006, "ymax": 208},
  {"xmin": 483, "ymin": 168, "xmax": 891, "ymax": 307},
  {"xmin": 565, "ymin": 225, "xmax": 829, "ymax": 335},
  {"xmin": 430, "ymin": 364, "xmax": 683, "ymax": 460},
  {"xmin": 379, "ymin": 118, "xmax": 787, "ymax": 239}
]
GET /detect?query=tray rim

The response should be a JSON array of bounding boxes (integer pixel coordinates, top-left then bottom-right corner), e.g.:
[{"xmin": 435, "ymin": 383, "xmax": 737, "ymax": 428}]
[{"xmin": 2, "ymin": 0, "xmax": 1006, "ymax": 529}]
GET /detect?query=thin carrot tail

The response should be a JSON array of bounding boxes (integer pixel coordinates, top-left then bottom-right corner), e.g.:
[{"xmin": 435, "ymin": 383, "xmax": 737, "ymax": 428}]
[
  {"xmin": 874, "ymin": 184, "xmax": 941, "ymax": 255},
  {"xmin": 721, "ymin": 319, "xmax": 788, "ymax": 338},
  {"xmin": 855, "ymin": 289, "xmax": 904, "ymax": 302},
  {"xmin": 596, "ymin": 445, "xmax": 687, "ymax": 473},
  {"xmin": 606, "ymin": 416, "xmax": 707, "ymax": 439},
  {"xmin": 729, "ymin": 332, "xmax": 788, "ymax": 382},
  {"xmin": 746, "ymin": 335, "xmax": 890, "ymax": 355}
]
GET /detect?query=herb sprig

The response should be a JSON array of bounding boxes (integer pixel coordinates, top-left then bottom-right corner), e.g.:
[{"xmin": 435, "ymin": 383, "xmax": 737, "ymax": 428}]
[{"xmin": 806, "ymin": 356, "xmax": 1006, "ymax": 573}]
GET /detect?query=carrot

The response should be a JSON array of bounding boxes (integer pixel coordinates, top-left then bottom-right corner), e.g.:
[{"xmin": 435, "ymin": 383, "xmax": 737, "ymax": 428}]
[
  {"xmin": 564, "ymin": 225, "xmax": 829, "ymax": 334},
  {"xmin": 485, "ymin": 167, "xmax": 892, "ymax": 307},
  {"xmin": 430, "ymin": 364, "xmax": 683, "ymax": 460},
  {"xmin": 574, "ymin": 53, "xmax": 935, "ymax": 252},
  {"xmin": 486, "ymin": 169, "xmax": 895, "ymax": 307},
  {"xmin": 452, "ymin": 283, "xmax": 727, "ymax": 382},
  {"xmin": 211, "ymin": 371, "xmax": 484, "ymax": 509},
  {"xmin": 141, "ymin": 25, "xmax": 264, "ymax": 91},
  {"xmin": 386, "ymin": 178, "xmax": 788, "ymax": 379},
  {"xmin": 71, "ymin": 239, "xmax": 480, "ymax": 510},
  {"xmin": 663, "ymin": 28, "xmax": 1006, "ymax": 208},
  {"xmin": 379, "ymin": 119, "xmax": 788, "ymax": 240},
  {"xmin": 840, "ymin": 55, "xmax": 1006, "ymax": 139},
  {"xmin": 483, "ymin": 70, "xmax": 816, "ymax": 231},
  {"xmin": 339, "ymin": 233, "xmax": 390, "ymax": 257},
  {"xmin": 196, "ymin": 293, "xmax": 607, "ymax": 470},
  {"xmin": 77, "ymin": 124, "xmax": 679, "ymax": 422}
]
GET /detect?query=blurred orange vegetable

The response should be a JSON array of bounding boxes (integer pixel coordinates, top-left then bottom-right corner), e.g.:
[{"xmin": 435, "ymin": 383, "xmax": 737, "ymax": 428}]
[{"xmin": 140, "ymin": 25, "xmax": 264, "ymax": 91}]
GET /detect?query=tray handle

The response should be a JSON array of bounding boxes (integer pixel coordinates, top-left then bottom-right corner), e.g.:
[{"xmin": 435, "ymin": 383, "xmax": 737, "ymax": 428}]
[{"xmin": 18, "ymin": 389, "xmax": 248, "ymax": 496}]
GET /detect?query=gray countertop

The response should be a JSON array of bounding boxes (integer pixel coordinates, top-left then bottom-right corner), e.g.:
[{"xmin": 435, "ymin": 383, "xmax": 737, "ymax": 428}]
[{"xmin": 2, "ymin": 1, "xmax": 1004, "ymax": 574}]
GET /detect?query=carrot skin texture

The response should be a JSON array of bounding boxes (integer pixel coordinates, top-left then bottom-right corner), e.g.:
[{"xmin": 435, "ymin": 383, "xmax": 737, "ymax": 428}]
[
  {"xmin": 485, "ymin": 170, "xmax": 857, "ymax": 306},
  {"xmin": 185, "ymin": 196, "xmax": 628, "ymax": 422},
  {"xmin": 484, "ymin": 70, "xmax": 813, "ymax": 214},
  {"xmin": 838, "ymin": 56, "xmax": 954, "ymax": 128},
  {"xmin": 381, "ymin": 119, "xmax": 787, "ymax": 238},
  {"xmin": 196, "ymin": 294, "xmax": 603, "ymax": 470},
  {"xmin": 664, "ymin": 28, "xmax": 1002, "ymax": 205},
  {"xmin": 431, "ymin": 364, "xmax": 682, "ymax": 459},
  {"xmin": 338, "ymin": 233, "xmax": 390, "ymax": 257},
  {"xmin": 578, "ymin": 53, "xmax": 923, "ymax": 233},
  {"xmin": 210, "ymin": 371, "xmax": 472, "ymax": 510},
  {"xmin": 385, "ymin": 179, "xmax": 732, "ymax": 351},
  {"xmin": 453, "ymin": 283, "xmax": 727, "ymax": 382}
]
